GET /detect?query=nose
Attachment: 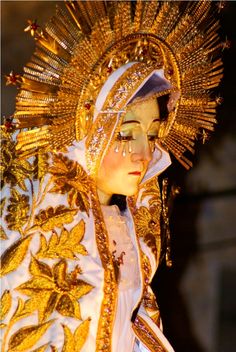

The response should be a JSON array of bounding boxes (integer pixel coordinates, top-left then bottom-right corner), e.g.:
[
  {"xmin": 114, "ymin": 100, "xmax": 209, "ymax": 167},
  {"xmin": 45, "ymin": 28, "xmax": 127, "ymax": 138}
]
[{"xmin": 131, "ymin": 134, "xmax": 152, "ymax": 163}]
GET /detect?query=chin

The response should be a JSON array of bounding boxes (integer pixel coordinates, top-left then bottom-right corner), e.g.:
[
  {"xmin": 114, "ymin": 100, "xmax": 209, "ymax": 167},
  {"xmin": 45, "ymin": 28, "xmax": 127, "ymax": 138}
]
[{"xmin": 121, "ymin": 185, "xmax": 139, "ymax": 197}]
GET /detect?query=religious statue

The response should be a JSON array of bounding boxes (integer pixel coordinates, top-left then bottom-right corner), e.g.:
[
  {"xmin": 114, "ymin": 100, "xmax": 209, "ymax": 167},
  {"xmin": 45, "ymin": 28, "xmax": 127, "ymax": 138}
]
[{"xmin": 1, "ymin": 1, "xmax": 223, "ymax": 351}]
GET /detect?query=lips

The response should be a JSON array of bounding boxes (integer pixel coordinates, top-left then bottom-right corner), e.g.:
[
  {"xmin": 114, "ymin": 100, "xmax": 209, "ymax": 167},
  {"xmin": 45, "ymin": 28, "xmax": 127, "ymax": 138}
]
[{"xmin": 128, "ymin": 171, "xmax": 141, "ymax": 176}]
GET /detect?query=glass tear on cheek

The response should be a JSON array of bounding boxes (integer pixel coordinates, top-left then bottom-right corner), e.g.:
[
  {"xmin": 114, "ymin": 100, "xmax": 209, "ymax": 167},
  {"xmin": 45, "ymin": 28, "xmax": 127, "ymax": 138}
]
[
  {"xmin": 114, "ymin": 143, "xmax": 119, "ymax": 153},
  {"xmin": 122, "ymin": 144, "xmax": 126, "ymax": 157},
  {"xmin": 128, "ymin": 140, "xmax": 132, "ymax": 153}
]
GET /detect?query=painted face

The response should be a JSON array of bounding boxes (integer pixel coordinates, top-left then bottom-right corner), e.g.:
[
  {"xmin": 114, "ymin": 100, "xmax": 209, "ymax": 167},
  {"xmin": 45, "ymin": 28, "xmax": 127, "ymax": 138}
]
[{"xmin": 96, "ymin": 98, "xmax": 160, "ymax": 205}]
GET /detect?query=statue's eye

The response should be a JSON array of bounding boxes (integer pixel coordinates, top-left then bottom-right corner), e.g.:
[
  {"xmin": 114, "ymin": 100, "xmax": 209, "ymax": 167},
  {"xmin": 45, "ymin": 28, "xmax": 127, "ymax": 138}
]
[{"xmin": 116, "ymin": 132, "xmax": 135, "ymax": 141}]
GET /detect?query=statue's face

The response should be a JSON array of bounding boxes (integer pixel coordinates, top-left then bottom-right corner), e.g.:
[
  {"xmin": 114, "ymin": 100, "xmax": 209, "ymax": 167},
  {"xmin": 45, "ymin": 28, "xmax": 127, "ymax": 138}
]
[{"xmin": 96, "ymin": 98, "xmax": 160, "ymax": 205}]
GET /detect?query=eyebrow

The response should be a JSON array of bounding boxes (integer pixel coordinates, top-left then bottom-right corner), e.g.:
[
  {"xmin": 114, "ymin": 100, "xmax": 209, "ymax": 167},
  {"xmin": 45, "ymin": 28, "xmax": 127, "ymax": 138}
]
[
  {"xmin": 121, "ymin": 120, "xmax": 140, "ymax": 125},
  {"xmin": 121, "ymin": 118, "xmax": 160, "ymax": 125}
]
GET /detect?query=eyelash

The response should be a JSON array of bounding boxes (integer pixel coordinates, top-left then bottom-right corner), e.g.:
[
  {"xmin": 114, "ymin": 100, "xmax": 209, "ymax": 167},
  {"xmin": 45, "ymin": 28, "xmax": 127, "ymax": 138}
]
[
  {"xmin": 116, "ymin": 133, "xmax": 158, "ymax": 142},
  {"xmin": 116, "ymin": 133, "xmax": 134, "ymax": 141}
]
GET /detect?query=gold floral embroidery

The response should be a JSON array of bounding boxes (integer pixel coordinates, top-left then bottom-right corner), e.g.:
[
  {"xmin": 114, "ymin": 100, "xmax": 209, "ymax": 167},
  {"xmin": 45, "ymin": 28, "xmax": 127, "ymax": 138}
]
[
  {"xmin": 5, "ymin": 188, "xmax": 30, "ymax": 234},
  {"xmin": 16, "ymin": 257, "xmax": 93, "ymax": 323},
  {"xmin": 33, "ymin": 205, "xmax": 77, "ymax": 232},
  {"xmin": 134, "ymin": 206, "xmax": 161, "ymax": 259},
  {"xmin": 0, "ymin": 198, "xmax": 7, "ymax": 239},
  {"xmin": 0, "ymin": 127, "xmax": 34, "ymax": 190},
  {"xmin": 36, "ymin": 220, "xmax": 87, "ymax": 259},
  {"xmin": 7, "ymin": 320, "xmax": 54, "ymax": 352},
  {"xmin": 1, "ymin": 296, "xmax": 53, "ymax": 352},
  {"xmin": 62, "ymin": 319, "xmax": 91, "ymax": 352},
  {"xmin": 141, "ymin": 178, "xmax": 161, "ymax": 208},
  {"xmin": 49, "ymin": 154, "xmax": 90, "ymax": 214},
  {"xmin": 0, "ymin": 225, "xmax": 7, "ymax": 240},
  {"xmin": 0, "ymin": 290, "xmax": 12, "ymax": 321},
  {"xmin": 33, "ymin": 153, "xmax": 49, "ymax": 181},
  {"xmin": 0, "ymin": 235, "xmax": 32, "ymax": 277},
  {"xmin": 1, "ymin": 140, "xmax": 93, "ymax": 349}
]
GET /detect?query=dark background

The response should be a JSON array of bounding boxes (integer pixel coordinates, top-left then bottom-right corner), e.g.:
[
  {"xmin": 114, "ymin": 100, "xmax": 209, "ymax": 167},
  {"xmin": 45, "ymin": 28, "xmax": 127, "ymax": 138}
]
[{"xmin": 1, "ymin": 1, "xmax": 236, "ymax": 351}]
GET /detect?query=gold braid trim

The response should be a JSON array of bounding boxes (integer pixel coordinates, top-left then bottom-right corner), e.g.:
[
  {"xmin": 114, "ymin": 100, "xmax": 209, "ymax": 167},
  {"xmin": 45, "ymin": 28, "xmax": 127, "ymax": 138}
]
[
  {"xmin": 133, "ymin": 316, "xmax": 166, "ymax": 352},
  {"xmin": 90, "ymin": 182, "xmax": 117, "ymax": 352}
]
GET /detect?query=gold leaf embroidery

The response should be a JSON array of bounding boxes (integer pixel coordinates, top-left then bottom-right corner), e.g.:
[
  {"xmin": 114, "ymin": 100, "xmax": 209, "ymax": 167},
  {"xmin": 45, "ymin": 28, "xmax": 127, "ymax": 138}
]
[
  {"xmin": 1, "ymin": 197, "xmax": 8, "ymax": 239},
  {"xmin": 0, "ymin": 235, "xmax": 32, "ymax": 277},
  {"xmin": 34, "ymin": 205, "xmax": 77, "ymax": 231},
  {"xmin": 0, "ymin": 225, "xmax": 8, "ymax": 240},
  {"xmin": 49, "ymin": 154, "xmax": 90, "ymax": 214},
  {"xmin": 5, "ymin": 188, "xmax": 30, "ymax": 233},
  {"xmin": 0, "ymin": 128, "xmax": 34, "ymax": 190},
  {"xmin": 62, "ymin": 319, "xmax": 91, "ymax": 352},
  {"xmin": 56, "ymin": 294, "xmax": 81, "ymax": 320},
  {"xmin": 17, "ymin": 258, "xmax": 93, "ymax": 322},
  {"xmin": 8, "ymin": 320, "xmax": 54, "ymax": 352},
  {"xmin": 0, "ymin": 323, "xmax": 7, "ymax": 329},
  {"xmin": 134, "ymin": 206, "xmax": 161, "ymax": 258},
  {"xmin": 0, "ymin": 290, "xmax": 12, "ymax": 320},
  {"xmin": 0, "ymin": 197, "xmax": 6, "ymax": 215},
  {"xmin": 141, "ymin": 178, "xmax": 161, "ymax": 207},
  {"xmin": 36, "ymin": 220, "xmax": 87, "ymax": 259},
  {"xmin": 9, "ymin": 297, "xmax": 25, "ymax": 323},
  {"xmin": 10, "ymin": 297, "xmax": 37, "ymax": 324},
  {"xmin": 33, "ymin": 153, "xmax": 49, "ymax": 180}
]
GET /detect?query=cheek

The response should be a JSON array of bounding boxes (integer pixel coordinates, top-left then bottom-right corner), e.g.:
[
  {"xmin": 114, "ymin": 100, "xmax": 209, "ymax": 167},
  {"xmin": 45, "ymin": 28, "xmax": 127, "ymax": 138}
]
[
  {"xmin": 100, "ymin": 151, "xmax": 123, "ymax": 177},
  {"xmin": 97, "ymin": 149, "xmax": 139, "ymax": 196}
]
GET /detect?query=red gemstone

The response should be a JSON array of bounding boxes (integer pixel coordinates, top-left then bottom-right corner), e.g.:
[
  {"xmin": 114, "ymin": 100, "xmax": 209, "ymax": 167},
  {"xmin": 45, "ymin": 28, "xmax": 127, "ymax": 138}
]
[
  {"xmin": 167, "ymin": 68, "xmax": 174, "ymax": 76},
  {"xmin": 142, "ymin": 48, "xmax": 148, "ymax": 55},
  {"xmin": 107, "ymin": 66, "xmax": 113, "ymax": 74},
  {"xmin": 84, "ymin": 103, "xmax": 91, "ymax": 110},
  {"xmin": 10, "ymin": 76, "xmax": 17, "ymax": 83},
  {"xmin": 5, "ymin": 121, "xmax": 13, "ymax": 130},
  {"xmin": 31, "ymin": 23, "xmax": 38, "ymax": 30}
]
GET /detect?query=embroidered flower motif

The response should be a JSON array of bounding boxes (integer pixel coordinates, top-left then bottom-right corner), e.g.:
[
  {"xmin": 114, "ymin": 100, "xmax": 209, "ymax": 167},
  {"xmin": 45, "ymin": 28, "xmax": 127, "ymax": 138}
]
[
  {"xmin": 5, "ymin": 189, "xmax": 30, "ymax": 233},
  {"xmin": 134, "ymin": 206, "xmax": 161, "ymax": 258},
  {"xmin": 17, "ymin": 257, "xmax": 93, "ymax": 323},
  {"xmin": 0, "ymin": 128, "xmax": 34, "ymax": 190},
  {"xmin": 49, "ymin": 154, "xmax": 90, "ymax": 214},
  {"xmin": 36, "ymin": 221, "xmax": 88, "ymax": 259}
]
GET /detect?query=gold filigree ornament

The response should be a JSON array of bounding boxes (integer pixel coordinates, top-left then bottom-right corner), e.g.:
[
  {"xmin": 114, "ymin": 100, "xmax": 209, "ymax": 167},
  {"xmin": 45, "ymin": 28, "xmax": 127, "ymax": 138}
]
[{"xmin": 11, "ymin": 1, "xmax": 223, "ymax": 170}]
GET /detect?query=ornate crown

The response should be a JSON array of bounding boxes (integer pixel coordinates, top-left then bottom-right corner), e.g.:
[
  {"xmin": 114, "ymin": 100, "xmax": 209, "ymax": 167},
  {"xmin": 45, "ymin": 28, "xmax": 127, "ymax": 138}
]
[{"xmin": 10, "ymin": 1, "xmax": 223, "ymax": 168}]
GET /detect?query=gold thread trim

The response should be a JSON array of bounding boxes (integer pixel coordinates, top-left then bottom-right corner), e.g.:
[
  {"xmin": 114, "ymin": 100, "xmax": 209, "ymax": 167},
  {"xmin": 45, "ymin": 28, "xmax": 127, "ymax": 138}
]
[{"xmin": 133, "ymin": 316, "xmax": 167, "ymax": 352}]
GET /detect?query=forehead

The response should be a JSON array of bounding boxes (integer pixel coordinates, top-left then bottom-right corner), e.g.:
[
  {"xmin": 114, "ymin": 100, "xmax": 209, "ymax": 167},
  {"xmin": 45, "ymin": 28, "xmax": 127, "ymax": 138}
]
[{"xmin": 123, "ymin": 98, "xmax": 160, "ymax": 127}]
